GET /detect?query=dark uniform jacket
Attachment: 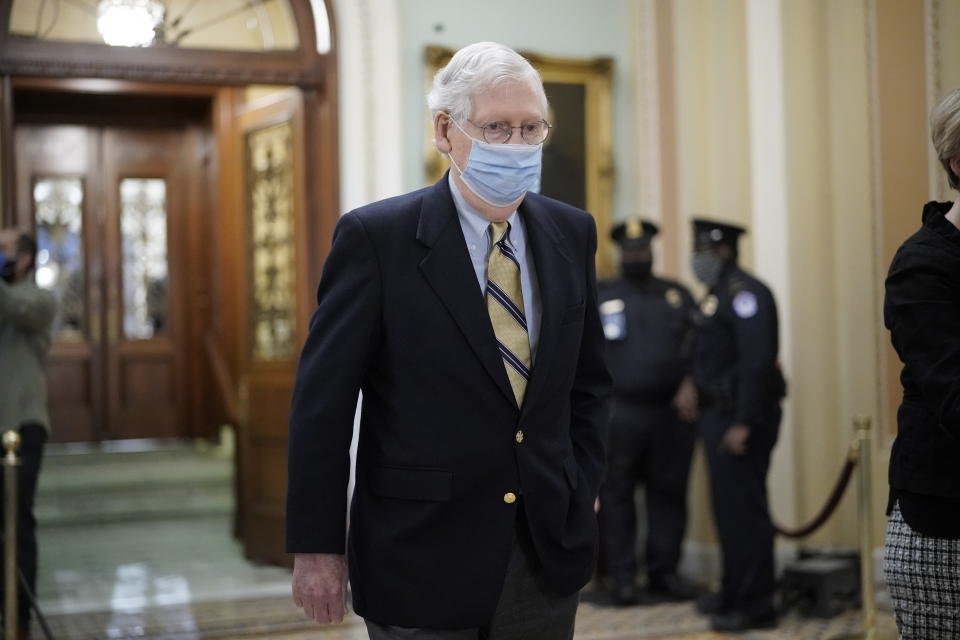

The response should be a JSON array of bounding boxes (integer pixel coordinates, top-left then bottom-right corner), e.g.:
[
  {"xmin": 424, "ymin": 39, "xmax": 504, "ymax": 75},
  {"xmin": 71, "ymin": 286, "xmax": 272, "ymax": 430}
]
[
  {"xmin": 285, "ymin": 173, "xmax": 611, "ymax": 628},
  {"xmin": 692, "ymin": 264, "xmax": 784, "ymax": 429},
  {"xmin": 884, "ymin": 201, "xmax": 960, "ymax": 536},
  {"xmin": 599, "ymin": 276, "xmax": 695, "ymax": 403}
]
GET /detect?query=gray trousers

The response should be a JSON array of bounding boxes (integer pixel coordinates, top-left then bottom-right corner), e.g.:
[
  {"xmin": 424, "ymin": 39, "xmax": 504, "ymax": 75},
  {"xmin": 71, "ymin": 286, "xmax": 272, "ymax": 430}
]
[{"xmin": 365, "ymin": 511, "xmax": 579, "ymax": 640}]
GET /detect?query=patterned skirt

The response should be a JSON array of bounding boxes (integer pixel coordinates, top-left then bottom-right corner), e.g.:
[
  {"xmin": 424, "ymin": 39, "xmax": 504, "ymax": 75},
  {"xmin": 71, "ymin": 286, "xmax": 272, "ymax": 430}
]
[{"xmin": 884, "ymin": 502, "xmax": 960, "ymax": 639}]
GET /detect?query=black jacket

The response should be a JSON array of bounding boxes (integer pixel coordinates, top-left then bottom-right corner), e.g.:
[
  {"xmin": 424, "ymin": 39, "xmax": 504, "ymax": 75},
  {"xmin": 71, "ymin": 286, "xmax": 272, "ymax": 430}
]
[
  {"xmin": 285, "ymin": 174, "xmax": 611, "ymax": 627},
  {"xmin": 885, "ymin": 201, "xmax": 960, "ymax": 514},
  {"xmin": 692, "ymin": 264, "xmax": 784, "ymax": 428},
  {"xmin": 599, "ymin": 276, "xmax": 696, "ymax": 402}
]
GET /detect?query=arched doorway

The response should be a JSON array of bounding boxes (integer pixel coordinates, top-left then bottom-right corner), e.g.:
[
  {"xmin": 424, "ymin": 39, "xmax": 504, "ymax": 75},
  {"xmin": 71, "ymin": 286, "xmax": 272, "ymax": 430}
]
[{"xmin": 0, "ymin": 0, "xmax": 338, "ymax": 564}]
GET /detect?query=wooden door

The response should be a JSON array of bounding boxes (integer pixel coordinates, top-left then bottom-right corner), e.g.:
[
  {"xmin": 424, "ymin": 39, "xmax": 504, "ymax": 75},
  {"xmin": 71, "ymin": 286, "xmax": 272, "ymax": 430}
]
[
  {"xmin": 15, "ymin": 124, "xmax": 199, "ymax": 442},
  {"xmin": 14, "ymin": 126, "xmax": 101, "ymax": 442},
  {"xmin": 229, "ymin": 89, "xmax": 310, "ymax": 565},
  {"xmin": 100, "ymin": 128, "xmax": 187, "ymax": 439}
]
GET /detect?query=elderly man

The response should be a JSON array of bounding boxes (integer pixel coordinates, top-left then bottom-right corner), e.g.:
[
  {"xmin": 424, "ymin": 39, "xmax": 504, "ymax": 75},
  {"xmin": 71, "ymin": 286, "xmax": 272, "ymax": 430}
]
[{"xmin": 286, "ymin": 42, "xmax": 611, "ymax": 639}]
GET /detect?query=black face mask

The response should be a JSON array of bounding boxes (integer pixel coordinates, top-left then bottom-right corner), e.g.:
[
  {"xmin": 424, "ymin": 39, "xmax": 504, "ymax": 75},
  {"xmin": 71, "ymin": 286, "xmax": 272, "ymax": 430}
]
[
  {"xmin": 0, "ymin": 259, "xmax": 15, "ymax": 284},
  {"xmin": 621, "ymin": 259, "xmax": 652, "ymax": 283},
  {"xmin": 692, "ymin": 252, "xmax": 726, "ymax": 286}
]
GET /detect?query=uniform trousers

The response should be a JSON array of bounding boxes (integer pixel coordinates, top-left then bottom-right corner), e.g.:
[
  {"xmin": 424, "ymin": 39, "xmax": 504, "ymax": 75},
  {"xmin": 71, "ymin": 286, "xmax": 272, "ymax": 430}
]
[
  {"xmin": 598, "ymin": 400, "xmax": 695, "ymax": 586},
  {"xmin": 884, "ymin": 501, "xmax": 960, "ymax": 639},
  {"xmin": 364, "ymin": 503, "xmax": 578, "ymax": 640},
  {"xmin": 0, "ymin": 423, "xmax": 46, "ymax": 625},
  {"xmin": 700, "ymin": 407, "xmax": 779, "ymax": 616}
]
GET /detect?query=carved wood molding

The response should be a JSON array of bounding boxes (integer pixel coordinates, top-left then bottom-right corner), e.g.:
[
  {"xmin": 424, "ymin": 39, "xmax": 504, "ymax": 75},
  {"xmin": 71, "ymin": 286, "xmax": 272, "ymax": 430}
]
[
  {"xmin": 0, "ymin": 0, "xmax": 333, "ymax": 88},
  {"xmin": 0, "ymin": 54, "xmax": 319, "ymax": 87}
]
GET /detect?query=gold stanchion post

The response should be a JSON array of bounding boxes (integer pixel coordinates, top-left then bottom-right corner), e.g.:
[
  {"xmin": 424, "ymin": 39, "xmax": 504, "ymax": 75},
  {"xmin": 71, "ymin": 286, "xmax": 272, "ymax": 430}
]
[
  {"xmin": 831, "ymin": 416, "xmax": 894, "ymax": 640},
  {"xmin": 3, "ymin": 429, "xmax": 20, "ymax": 639}
]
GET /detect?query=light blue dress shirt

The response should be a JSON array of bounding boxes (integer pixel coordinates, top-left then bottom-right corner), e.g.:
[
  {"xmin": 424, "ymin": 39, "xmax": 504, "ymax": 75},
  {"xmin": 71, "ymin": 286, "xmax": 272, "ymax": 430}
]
[{"xmin": 449, "ymin": 174, "xmax": 542, "ymax": 360}]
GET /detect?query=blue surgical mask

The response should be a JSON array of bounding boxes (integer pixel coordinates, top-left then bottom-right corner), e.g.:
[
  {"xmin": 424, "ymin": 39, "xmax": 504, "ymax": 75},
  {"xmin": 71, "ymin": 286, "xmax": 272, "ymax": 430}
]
[{"xmin": 448, "ymin": 119, "xmax": 542, "ymax": 207}]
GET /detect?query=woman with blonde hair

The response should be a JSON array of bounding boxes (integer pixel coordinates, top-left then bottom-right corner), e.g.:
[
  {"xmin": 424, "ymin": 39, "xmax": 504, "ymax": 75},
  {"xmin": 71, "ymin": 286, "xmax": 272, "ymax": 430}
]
[{"xmin": 883, "ymin": 86, "xmax": 960, "ymax": 639}]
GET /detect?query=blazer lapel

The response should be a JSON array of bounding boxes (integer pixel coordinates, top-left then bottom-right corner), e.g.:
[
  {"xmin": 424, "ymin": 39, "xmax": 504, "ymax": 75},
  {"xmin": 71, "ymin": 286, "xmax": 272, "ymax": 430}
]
[
  {"xmin": 417, "ymin": 174, "xmax": 518, "ymax": 409},
  {"xmin": 519, "ymin": 195, "xmax": 574, "ymax": 420}
]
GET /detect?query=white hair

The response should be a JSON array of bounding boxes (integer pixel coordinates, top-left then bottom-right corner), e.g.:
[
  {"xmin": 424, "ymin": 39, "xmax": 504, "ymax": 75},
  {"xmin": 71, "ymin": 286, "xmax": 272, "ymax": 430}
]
[
  {"xmin": 931, "ymin": 87, "xmax": 960, "ymax": 190},
  {"xmin": 426, "ymin": 42, "xmax": 549, "ymax": 122}
]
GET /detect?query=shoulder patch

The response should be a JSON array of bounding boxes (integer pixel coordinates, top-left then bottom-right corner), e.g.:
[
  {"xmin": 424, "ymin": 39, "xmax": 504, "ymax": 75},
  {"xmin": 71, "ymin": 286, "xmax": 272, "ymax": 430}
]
[{"xmin": 732, "ymin": 290, "xmax": 758, "ymax": 319}]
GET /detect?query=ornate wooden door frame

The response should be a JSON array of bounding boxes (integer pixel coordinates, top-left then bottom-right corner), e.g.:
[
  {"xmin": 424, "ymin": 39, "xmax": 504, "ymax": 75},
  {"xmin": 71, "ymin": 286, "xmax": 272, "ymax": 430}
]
[{"xmin": 0, "ymin": 0, "xmax": 341, "ymax": 564}]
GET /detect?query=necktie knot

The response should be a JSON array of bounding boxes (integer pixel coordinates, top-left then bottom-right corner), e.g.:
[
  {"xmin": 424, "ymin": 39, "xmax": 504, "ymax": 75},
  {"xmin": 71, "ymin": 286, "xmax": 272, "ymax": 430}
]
[{"xmin": 490, "ymin": 221, "xmax": 511, "ymax": 248}]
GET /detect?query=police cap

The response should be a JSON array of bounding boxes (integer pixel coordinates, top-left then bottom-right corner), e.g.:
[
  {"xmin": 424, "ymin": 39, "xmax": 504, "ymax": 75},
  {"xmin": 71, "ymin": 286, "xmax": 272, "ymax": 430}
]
[
  {"xmin": 692, "ymin": 217, "xmax": 746, "ymax": 250},
  {"xmin": 611, "ymin": 217, "xmax": 659, "ymax": 249}
]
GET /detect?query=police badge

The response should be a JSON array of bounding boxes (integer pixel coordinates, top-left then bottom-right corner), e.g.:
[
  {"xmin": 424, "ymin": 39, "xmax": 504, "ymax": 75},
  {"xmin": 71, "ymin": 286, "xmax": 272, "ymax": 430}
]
[{"xmin": 600, "ymin": 298, "xmax": 627, "ymax": 340}]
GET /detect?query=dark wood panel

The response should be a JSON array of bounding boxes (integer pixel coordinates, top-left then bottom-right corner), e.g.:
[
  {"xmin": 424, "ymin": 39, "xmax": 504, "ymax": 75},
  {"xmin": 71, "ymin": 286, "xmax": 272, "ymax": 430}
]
[
  {"xmin": 242, "ymin": 513, "xmax": 290, "ymax": 567},
  {"xmin": 247, "ymin": 443, "xmax": 288, "ymax": 505},
  {"xmin": 46, "ymin": 358, "xmax": 95, "ymax": 442},
  {"xmin": 46, "ymin": 360, "xmax": 92, "ymax": 405},
  {"xmin": 120, "ymin": 359, "xmax": 174, "ymax": 405}
]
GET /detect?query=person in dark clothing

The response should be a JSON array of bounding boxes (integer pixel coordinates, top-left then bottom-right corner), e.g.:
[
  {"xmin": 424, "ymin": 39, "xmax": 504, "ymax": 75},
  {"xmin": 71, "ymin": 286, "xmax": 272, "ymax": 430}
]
[
  {"xmin": 689, "ymin": 218, "xmax": 784, "ymax": 632},
  {"xmin": 882, "ymin": 87, "xmax": 960, "ymax": 640},
  {"xmin": 0, "ymin": 229, "xmax": 56, "ymax": 640},
  {"xmin": 596, "ymin": 218, "xmax": 700, "ymax": 606}
]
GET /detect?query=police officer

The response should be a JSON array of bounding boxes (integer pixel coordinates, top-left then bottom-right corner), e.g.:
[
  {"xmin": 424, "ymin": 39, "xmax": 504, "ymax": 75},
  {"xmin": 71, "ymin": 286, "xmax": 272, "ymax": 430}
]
[
  {"xmin": 689, "ymin": 218, "xmax": 784, "ymax": 631},
  {"xmin": 597, "ymin": 218, "xmax": 699, "ymax": 606}
]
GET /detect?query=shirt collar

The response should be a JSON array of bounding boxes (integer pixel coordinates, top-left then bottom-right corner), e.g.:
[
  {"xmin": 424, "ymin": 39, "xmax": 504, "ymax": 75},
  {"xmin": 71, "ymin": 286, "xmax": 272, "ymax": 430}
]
[{"xmin": 448, "ymin": 172, "xmax": 519, "ymax": 244}]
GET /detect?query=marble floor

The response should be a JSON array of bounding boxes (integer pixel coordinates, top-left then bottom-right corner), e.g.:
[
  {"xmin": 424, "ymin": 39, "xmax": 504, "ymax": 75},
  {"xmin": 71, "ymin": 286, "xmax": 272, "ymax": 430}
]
[{"xmin": 26, "ymin": 443, "xmax": 899, "ymax": 639}]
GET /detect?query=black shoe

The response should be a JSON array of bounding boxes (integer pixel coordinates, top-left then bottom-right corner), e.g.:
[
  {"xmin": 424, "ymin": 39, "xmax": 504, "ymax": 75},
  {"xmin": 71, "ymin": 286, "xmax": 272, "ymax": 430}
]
[
  {"xmin": 695, "ymin": 591, "xmax": 727, "ymax": 615},
  {"xmin": 646, "ymin": 572, "xmax": 700, "ymax": 602},
  {"xmin": 709, "ymin": 610, "xmax": 778, "ymax": 632},
  {"xmin": 609, "ymin": 582, "xmax": 640, "ymax": 607}
]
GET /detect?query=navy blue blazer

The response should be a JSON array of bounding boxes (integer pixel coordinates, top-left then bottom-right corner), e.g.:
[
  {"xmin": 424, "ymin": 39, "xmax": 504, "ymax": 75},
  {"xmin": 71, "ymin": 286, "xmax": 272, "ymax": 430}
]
[{"xmin": 286, "ymin": 174, "xmax": 611, "ymax": 628}]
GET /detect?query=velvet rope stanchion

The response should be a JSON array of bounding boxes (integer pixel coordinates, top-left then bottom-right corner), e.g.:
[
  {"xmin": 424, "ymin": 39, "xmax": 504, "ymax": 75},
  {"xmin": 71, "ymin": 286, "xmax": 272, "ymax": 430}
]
[
  {"xmin": 830, "ymin": 416, "xmax": 895, "ymax": 640},
  {"xmin": 774, "ymin": 442, "xmax": 858, "ymax": 539},
  {"xmin": 3, "ymin": 430, "xmax": 20, "ymax": 640}
]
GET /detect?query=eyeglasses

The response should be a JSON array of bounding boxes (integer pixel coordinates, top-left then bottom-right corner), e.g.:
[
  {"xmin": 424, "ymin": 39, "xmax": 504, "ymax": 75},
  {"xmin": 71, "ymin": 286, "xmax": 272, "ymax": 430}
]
[{"xmin": 465, "ymin": 119, "xmax": 552, "ymax": 145}]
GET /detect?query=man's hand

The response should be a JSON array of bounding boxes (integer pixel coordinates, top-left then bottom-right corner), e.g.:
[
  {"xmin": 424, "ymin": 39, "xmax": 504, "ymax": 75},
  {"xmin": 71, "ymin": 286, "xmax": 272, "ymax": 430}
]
[
  {"xmin": 672, "ymin": 376, "xmax": 700, "ymax": 423},
  {"xmin": 720, "ymin": 424, "xmax": 750, "ymax": 455},
  {"xmin": 292, "ymin": 553, "xmax": 348, "ymax": 625}
]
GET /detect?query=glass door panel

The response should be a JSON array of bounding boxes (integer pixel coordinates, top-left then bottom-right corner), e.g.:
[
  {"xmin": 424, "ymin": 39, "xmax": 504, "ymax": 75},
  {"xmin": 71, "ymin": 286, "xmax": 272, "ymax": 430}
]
[
  {"xmin": 119, "ymin": 178, "xmax": 169, "ymax": 340},
  {"xmin": 32, "ymin": 176, "xmax": 86, "ymax": 341}
]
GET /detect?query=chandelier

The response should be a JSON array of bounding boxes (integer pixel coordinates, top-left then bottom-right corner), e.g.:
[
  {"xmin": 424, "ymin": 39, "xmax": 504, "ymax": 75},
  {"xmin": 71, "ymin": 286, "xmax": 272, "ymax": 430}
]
[{"xmin": 96, "ymin": 0, "xmax": 165, "ymax": 48}]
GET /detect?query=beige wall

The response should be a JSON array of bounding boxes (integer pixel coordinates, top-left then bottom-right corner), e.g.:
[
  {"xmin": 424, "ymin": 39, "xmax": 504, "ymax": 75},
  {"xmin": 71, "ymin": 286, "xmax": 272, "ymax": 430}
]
[
  {"xmin": 781, "ymin": 0, "xmax": 877, "ymax": 549},
  {"xmin": 663, "ymin": 0, "xmax": 755, "ymax": 550},
  {"xmin": 673, "ymin": 0, "xmax": 754, "ymax": 273}
]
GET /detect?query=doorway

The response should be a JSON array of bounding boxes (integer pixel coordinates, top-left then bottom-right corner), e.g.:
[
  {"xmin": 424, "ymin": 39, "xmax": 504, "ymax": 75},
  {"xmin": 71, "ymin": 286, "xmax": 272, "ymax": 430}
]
[{"xmin": 14, "ymin": 93, "xmax": 213, "ymax": 443}]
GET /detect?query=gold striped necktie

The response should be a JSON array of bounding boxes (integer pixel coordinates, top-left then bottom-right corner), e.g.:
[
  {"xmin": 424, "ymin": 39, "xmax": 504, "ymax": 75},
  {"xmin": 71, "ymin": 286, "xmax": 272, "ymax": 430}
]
[{"xmin": 486, "ymin": 221, "xmax": 531, "ymax": 406}]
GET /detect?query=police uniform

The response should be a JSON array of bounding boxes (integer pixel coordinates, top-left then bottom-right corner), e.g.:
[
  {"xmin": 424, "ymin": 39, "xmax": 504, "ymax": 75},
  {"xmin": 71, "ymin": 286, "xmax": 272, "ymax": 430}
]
[
  {"xmin": 690, "ymin": 218, "xmax": 784, "ymax": 629},
  {"xmin": 597, "ymin": 219, "xmax": 698, "ymax": 603}
]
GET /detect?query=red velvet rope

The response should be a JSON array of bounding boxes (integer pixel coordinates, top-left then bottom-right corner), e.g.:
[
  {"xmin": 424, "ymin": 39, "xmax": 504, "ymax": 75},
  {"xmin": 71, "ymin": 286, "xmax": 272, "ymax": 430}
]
[{"xmin": 773, "ymin": 446, "xmax": 858, "ymax": 539}]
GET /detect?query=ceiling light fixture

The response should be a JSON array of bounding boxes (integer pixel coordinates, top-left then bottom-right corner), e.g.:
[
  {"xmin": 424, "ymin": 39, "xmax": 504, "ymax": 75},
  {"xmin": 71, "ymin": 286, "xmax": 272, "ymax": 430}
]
[{"xmin": 96, "ymin": 0, "xmax": 165, "ymax": 47}]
